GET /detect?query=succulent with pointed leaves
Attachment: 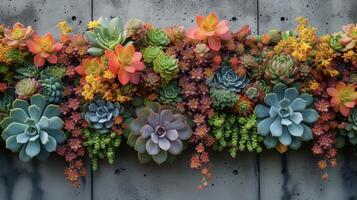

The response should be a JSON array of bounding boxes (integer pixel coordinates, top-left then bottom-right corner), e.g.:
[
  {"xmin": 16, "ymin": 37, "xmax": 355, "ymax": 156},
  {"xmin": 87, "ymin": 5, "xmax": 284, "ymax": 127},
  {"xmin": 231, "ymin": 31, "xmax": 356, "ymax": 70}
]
[
  {"xmin": 40, "ymin": 77, "xmax": 64, "ymax": 104},
  {"xmin": 1, "ymin": 94, "xmax": 66, "ymax": 161},
  {"xmin": 85, "ymin": 17, "xmax": 128, "ymax": 56},
  {"xmin": 254, "ymin": 83, "xmax": 319, "ymax": 150}
]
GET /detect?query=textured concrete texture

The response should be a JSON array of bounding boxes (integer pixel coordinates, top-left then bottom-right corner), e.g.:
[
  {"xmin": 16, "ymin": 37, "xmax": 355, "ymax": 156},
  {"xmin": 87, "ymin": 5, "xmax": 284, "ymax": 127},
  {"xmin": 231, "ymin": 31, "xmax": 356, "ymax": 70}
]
[{"xmin": 0, "ymin": 0, "xmax": 357, "ymax": 200}]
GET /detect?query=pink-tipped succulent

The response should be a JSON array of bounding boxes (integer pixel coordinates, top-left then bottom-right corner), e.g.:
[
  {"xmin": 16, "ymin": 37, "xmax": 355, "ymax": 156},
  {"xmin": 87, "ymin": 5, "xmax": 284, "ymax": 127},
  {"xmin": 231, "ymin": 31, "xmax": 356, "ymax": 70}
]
[
  {"xmin": 186, "ymin": 12, "xmax": 231, "ymax": 51},
  {"xmin": 2, "ymin": 22, "xmax": 33, "ymax": 48}
]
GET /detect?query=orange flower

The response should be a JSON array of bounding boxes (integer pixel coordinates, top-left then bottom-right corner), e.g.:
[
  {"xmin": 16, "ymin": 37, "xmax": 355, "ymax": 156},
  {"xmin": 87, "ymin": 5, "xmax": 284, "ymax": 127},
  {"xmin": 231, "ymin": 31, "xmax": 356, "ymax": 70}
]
[
  {"xmin": 2, "ymin": 22, "xmax": 33, "ymax": 48},
  {"xmin": 105, "ymin": 44, "xmax": 145, "ymax": 85},
  {"xmin": 75, "ymin": 58, "xmax": 104, "ymax": 85},
  {"xmin": 26, "ymin": 33, "xmax": 62, "ymax": 67},
  {"xmin": 186, "ymin": 12, "xmax": 231, "ymax": 51},
  {"xmin": 327, "ymin": 82, "xmax": 357, "ymax": 117}
]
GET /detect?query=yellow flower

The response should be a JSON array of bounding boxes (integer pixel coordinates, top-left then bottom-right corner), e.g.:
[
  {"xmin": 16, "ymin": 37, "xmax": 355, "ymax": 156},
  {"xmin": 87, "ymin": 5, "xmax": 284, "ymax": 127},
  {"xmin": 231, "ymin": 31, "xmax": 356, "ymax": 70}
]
[
  {"xmin": 56, "ymin": 21, "xmax": 73, "ymax": 34},
  {"xmin": 307, "ymin": 80, "xmax": 320, "ymax": 91},
  {"xmin": 87, "ymin": 20, "xmax": 100, "ymax": 29},
  {"xmin": 103, "ymin": 70, "xmax": 116, "ymax": 79}
]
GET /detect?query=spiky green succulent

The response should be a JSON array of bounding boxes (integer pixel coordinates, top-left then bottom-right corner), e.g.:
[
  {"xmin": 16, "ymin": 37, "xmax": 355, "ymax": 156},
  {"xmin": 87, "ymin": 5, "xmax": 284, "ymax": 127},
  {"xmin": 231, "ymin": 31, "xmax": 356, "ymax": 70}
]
[
  {"xmin": 15, "ymin": 78, "xmax": 38, "ymax": 97},
  {"xmin": 45, "ymin": 65, "xmax": 67, "ymax": 79},
  {"xmin": 265, "ymin": 54, "xmax": 299, "ymax": 85},
  {"xmin": 1, "ymin": 94, "xmax": 66, "ymax": 161},
  {"xmin": 147, "ymin": 28, "xmax": 170, "ymax": 47},
  {"xmin": 153, "ymin": 53, "xmax": 179, "ymax": 81},
  {"xmin": 85, "ymin": 17, "xmax": 128, "ymax": 56},
  {"xmin": 209, "ymin": 88, "xmax": 237, "ymax": 110},
  {"xmin": 0, "ymin": 90, "xmax": 15, "ymax": 121},
  {"xmin": 15, "ymin": 61, "xmax": 42, "ymax": 80},
  {"xmin": 254, "ymin": 83, "xmax": 319, "ymax": 150},
  {"xmin": 127, "ymin": 102, "xmax": 193, "ymax": 164},
  {"xmin": 40, "ymin": 77, "xmax": 64, "ymax": 104},
  {"xmin": 143, "ymin": 46, "xmax": 163, "ymax": 63},
  {"xmin": 158, "ymin": 81, "xmax": 181, "ymax": 105}
]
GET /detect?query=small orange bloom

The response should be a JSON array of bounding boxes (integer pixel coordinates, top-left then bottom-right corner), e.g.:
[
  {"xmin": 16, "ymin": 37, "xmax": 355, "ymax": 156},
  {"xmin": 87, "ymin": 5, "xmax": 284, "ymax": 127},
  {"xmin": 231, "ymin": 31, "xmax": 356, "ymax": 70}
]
[
  {"xmin": 75, "ymin": 58, "xmax": 104, "ymax": 85},
  {"xmin": 105, "ymin": 44, "xmax": 145, "ymax": 85},
  {"xmin": 26, "ymin": 33, "xmax": 62, "ymax": 67},
  {"xmin": 327, "ymin": 82, "xmax": 357, "ymax": 117},
  {"xmin": 186, "ymin": 12, "xmax": 231, "ymax": 51},
  {"xmin": 2, "ymin": 22, "xmax": 33, "ymax": 48}
]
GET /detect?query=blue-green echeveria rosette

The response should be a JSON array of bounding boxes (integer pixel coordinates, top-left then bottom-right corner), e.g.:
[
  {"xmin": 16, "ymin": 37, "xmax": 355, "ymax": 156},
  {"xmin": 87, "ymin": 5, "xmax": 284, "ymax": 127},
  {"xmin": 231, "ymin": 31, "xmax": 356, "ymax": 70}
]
[
  {"xmin": 254, "ymin": 83, "xmax": 319, "ymax": 150},
  {"xmin": 211, "ymin": 64, "xmax": 249, "ymax": 92},
  {"xmin": 84, "ymin": 98, "xmax": 120, "ymax": 134},
  {"xmin": 127, "ymin": 102, "xmax": 193, "ymax": 164},
  {"xmin": 0, "ymin": 94, "xmax": 66, "ymax": 161}
]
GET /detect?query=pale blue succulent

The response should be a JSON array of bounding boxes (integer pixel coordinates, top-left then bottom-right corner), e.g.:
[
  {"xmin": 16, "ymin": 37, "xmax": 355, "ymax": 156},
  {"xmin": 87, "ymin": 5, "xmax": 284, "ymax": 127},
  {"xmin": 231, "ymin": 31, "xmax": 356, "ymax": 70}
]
[
  {"xmin": 1, "ymin": 94, "xmax": 66, "ymax": 161},
  {"xmin": 84, "ymin": 98, "xmax": 120, "ymax": 134},
  {"xmin": 210, "ymin": 64, "xmax": 249, "ymax": 92},
  {"xmin": 254, "ymin": 83, "xmax": 319, "ymax": 150}
]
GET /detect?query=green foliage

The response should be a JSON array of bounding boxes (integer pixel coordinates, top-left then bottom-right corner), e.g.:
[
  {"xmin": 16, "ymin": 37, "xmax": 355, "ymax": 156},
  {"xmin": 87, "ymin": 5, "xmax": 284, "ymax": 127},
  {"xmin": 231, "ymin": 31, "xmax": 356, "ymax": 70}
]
[
  {"xmin": 143, "ymin": 46, "xmax": 163, "ymax": 63},
  {"xmin": 40, "ymin": 77, "xmax": 64, "ymax": 104},
  {"xmin": 15, "ymin": 60, "xmax": 42, "ymax": 80},
  {"xmin": 0, "ymin": 64, "xmax": 15, "ymax": 84},
  {"xmin": 5, "ymin": 48, "xmax": 25, "ymax": 64},
  {"xmin": 83, "ymin": 129, "xmax": 121, "ymax": 170},
  {"xmin": 208, "ymin": 113, "xmax": 263, "ymax": 158},
  {"xmin": 0, "ymin": 90, "xmax": 15, "ymax": 121},
  {"xmin": 45, "ymin": 65, "xmax": 67, "ymax": 79},
  {"xmin": 147, "ymin": 28, "xmax": 170, "ymax": 47},
  {"xmin": 158, "ymin": 81, "xmax": 181, "ymax": 105},
  {"xmin": 153, "ymin": 53, "xmax": 179, "ymax": 81},
  {"xmin": 209, "ymin": 88, "xmax": 237, "ymax": 110}
]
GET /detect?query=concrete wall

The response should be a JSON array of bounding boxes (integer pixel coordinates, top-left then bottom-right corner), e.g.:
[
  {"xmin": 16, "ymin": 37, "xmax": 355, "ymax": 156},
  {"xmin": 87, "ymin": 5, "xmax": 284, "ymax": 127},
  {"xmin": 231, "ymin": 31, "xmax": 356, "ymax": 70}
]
[{"xmin": 0, "ymin": 0, "xmax": 356, "ymax": 200}]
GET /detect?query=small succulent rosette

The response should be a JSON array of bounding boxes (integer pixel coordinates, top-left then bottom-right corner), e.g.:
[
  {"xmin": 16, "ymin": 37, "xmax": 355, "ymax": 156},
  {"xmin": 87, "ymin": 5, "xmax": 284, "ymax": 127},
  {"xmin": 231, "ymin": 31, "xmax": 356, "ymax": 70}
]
[
  {"xmin": 127, "ymin": 102, "xmax": 193, "ymax": 164},
  {"xmin": 85, "ymin": 17, "xmax": 128, "ymax": 56},
  {"xmin": 207, "ymin": 63, "xmax": 249, "ymax": 92},
  {"xmin": 254, "ymin": 83, "xmax": 319, "ymax": 150},
  {"xmin": 83, "ymin": 98, "xmax": 121, "ymax": 134},
  {"xmin": 1, "ymin": 94, "xmax": 66, "ymax": 161}
]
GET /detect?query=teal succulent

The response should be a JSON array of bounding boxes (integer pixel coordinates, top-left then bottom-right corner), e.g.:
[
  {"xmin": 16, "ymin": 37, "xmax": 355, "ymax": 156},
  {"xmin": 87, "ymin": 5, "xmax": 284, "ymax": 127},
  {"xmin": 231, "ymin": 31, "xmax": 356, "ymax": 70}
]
[
  {"xmin": 254, "ymin": 83, "xmax": 319, "ymax": 149},
  {"xmin": 344, "ymin": 108, "xmax": 357, "ymax": 145},
  {"xmin": 147, "ymin": 28, "xmax": 170, "ymax": 46},
  {"xmin": 1, "ymin": 94, "xmax": 66, "ymax": 161},
  {"xmin": 127, "ymin": 102, "xmax": 193, "ymax": 164},
  {"xmin": 209, "ymin": 88, "xmax": 237, "ymax": 110},
  {"xmin": 85, "ymin": 17, "xmax": 128, "ymax": 56},
  {"xmin": 84, "ymin": 98, "xmax": 120, "ymax": 134},
  {"xmin": 158, "ymin": 81, "xmax": 181, "ymax": 105},
  {"xmin": 143, "ymin": 46, "xmax": 163, "ymax": 63},
  {"xmin": 210, "ymin": 64, "xmax": 249, "ymax": 92},
  {"xmin": 40, "ymin": 77, "xmax": 64, "ymax": 104}
]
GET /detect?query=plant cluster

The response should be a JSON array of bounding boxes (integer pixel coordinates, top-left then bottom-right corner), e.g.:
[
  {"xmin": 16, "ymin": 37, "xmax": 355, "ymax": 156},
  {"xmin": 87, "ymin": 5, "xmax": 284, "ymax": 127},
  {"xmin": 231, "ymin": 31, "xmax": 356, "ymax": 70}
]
[{"xmin": 0, "ymin": 14, "xmax": 356, "ymax": 188}]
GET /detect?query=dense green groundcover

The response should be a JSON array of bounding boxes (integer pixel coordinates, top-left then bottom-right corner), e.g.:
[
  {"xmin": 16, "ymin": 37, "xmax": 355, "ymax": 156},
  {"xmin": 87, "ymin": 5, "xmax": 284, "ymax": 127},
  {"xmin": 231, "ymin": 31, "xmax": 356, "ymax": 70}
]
[{"xmin": 0, "ymin": 13, "xmax": 356, "ymax": 188}]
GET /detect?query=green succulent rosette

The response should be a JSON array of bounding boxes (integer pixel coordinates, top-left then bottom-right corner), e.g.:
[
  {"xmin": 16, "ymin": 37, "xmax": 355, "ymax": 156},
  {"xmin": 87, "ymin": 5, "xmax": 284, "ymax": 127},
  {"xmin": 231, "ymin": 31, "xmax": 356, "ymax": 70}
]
[
  {"xmin": 158, "ymin": 81, "xmax": 181, "ymax": 105},
  {"xmin": 264, "ymin": 54, "xmax": 299, "ymax": 85},
  {"xmin": 143, "ymin": 46, "xmax": 163, "ymax": 63},
  {"xmin": 153, "ymin": 53, "xmax": 179, "ymax": 81},
  {"xmin": 147, "ymin": 28, "xmax": 170, "ymax": 47}
]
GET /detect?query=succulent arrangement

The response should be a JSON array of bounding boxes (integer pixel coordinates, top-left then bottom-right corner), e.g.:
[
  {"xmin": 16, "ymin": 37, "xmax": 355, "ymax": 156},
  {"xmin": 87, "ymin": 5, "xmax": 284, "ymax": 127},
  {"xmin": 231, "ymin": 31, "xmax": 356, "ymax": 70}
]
[{"xmin": 0, "ymin": 14, "xmax": 356, "ymax": 188}]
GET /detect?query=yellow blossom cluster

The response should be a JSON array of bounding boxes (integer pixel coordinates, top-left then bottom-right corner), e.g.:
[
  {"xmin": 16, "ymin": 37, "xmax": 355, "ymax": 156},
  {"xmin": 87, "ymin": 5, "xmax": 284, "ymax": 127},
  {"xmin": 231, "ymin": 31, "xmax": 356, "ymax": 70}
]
[
  {"xmin": 274, "ymin": 17, "xmax": 317, "ymax": 62},
  {"xmin": 342, "ymin": 50, "xmax": 357, "ymax": 63},
  {"xmin": 82, "ymin": 73, "xmax": 137, "ymax": 103},
  {"xmin": 0, "ymin": 43, "xmax": 15, "ymax": 65},
  {"xmin": 57, "ymin": 21, "xmax": 73, "ymax": 35},
  {"xmin": 313, "ymin": 40, "xmax": 338, "ymax": 76}
]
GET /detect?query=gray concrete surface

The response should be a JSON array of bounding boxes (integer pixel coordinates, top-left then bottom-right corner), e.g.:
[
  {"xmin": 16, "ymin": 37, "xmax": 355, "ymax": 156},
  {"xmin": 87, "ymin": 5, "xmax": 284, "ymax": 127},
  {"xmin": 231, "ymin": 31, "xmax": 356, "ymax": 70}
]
[{"xmin": 0, "ymin": 0, "xmax": 356, "ymax": 200}]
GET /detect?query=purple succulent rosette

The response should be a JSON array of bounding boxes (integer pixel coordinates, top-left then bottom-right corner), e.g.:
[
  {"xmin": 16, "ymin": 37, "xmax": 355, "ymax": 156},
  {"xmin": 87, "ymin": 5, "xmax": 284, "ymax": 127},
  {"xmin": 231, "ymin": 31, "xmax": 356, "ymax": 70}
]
[{"xmin": 127, "ymin": 102, "xmax": 193, "ymax": 164}]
